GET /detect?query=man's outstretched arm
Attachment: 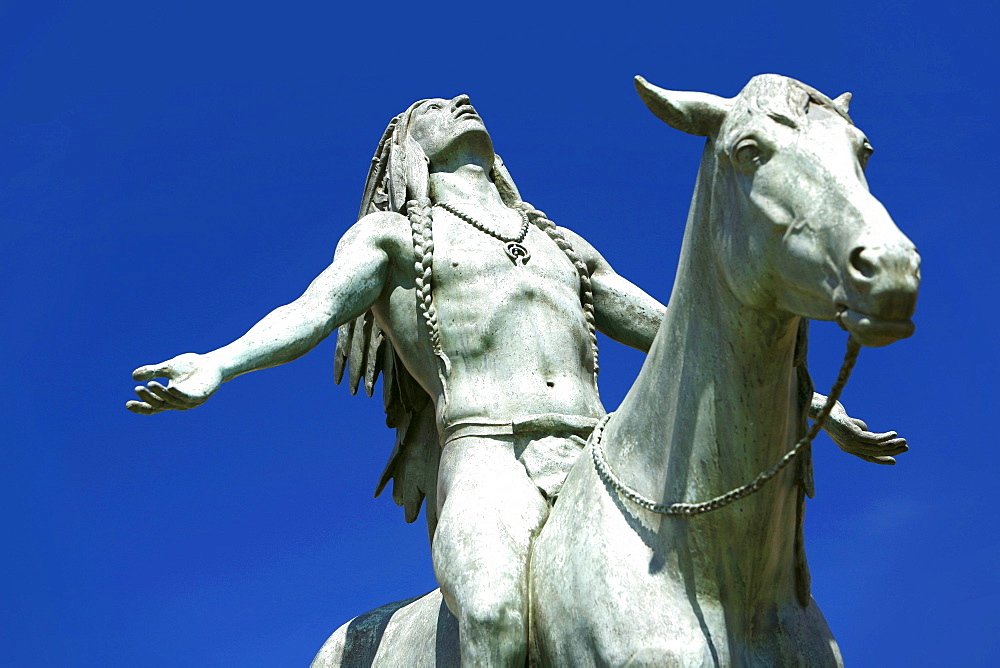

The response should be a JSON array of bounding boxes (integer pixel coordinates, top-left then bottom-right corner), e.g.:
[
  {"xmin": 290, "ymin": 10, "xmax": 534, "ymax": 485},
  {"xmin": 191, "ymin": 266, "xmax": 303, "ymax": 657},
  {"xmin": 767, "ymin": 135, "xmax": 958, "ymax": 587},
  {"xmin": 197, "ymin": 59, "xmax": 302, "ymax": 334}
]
[{"xmin": 126, "ymin": 213, "xmax": 401, "ymax": 415}]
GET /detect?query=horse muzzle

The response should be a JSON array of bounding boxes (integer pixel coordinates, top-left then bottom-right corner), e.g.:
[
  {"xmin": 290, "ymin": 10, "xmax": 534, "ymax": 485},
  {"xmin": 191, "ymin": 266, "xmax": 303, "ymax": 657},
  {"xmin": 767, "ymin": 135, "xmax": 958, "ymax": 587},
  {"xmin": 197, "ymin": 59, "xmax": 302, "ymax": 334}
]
[{"xmin": 838, "ymin": 244, "xmax": 921, "ymax": 347}]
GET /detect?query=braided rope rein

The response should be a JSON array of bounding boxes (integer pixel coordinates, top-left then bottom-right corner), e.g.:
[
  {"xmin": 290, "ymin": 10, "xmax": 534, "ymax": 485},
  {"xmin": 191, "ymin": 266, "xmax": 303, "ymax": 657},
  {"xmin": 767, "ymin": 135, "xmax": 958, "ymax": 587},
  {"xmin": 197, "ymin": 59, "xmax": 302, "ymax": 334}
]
[{"xmin": 591, "ymin": 335, "xmax": 862, "ymax": 515}]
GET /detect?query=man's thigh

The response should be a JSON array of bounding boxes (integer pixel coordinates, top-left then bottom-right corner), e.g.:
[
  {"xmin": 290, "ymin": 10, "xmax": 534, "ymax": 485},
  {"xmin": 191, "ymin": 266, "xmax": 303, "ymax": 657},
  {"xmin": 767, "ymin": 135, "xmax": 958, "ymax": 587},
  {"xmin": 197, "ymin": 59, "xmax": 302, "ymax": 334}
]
[
  {"xmin": 434, "ymin": 436, "xmax": 548, "ymax": 564},
  {"xmin": 437, "ymin": 435, "xmax": 547, "ymax": 524}
]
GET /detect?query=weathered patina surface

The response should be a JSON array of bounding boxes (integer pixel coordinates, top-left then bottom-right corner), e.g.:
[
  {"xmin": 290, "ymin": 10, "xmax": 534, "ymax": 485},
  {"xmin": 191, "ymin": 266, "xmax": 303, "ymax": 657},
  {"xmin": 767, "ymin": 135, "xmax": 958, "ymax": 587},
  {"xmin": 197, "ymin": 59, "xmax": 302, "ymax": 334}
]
[{"xmin": 129, "ymin": 77, "xmax": 915, "ymax": 666}]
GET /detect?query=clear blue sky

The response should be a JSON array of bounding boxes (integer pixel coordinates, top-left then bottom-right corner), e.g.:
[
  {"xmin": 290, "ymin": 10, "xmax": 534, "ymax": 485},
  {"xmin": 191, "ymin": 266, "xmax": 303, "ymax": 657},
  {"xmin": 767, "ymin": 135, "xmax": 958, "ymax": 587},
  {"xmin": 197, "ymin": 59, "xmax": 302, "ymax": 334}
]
[{"xmin": 2, "ymin": 1, "xmax": 997, "ymax": 665}]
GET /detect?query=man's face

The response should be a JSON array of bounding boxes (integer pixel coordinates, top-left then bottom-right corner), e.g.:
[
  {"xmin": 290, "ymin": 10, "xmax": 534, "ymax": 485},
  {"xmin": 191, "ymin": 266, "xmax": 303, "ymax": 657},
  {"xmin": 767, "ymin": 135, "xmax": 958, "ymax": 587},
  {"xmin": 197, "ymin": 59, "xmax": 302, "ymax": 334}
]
[{"xmin": 407, "ymin": 95, "xmax": 492, "ymax": 166}]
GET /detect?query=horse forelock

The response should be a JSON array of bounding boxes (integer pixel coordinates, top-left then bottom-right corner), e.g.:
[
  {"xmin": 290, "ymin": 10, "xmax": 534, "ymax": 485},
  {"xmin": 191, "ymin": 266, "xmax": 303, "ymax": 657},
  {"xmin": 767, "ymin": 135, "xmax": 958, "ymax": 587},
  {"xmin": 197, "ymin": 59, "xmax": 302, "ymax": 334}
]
[{"xmin": 733, "ymin": 74, "xmax": 853, "ymax": 131}]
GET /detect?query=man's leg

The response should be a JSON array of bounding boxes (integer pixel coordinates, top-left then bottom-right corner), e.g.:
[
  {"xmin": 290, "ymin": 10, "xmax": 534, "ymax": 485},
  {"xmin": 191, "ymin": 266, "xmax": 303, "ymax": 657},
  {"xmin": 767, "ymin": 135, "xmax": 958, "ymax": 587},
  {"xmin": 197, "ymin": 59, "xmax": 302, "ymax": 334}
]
[{"xmin": 432, "ymin": 435, "xmax": 548, "ymax": 667}]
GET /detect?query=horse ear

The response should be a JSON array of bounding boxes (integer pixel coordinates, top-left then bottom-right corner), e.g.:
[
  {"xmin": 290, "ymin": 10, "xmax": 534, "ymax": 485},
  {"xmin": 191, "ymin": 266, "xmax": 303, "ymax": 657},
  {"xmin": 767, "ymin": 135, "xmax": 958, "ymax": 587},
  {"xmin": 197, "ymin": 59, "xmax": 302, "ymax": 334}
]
[
  {"xmin": 634, "ymin": 75, "xmax": 732, "ymax": 137},
  {"xmin": 832, "ymin": 92, "xmax": 852, "ymax": 114}
]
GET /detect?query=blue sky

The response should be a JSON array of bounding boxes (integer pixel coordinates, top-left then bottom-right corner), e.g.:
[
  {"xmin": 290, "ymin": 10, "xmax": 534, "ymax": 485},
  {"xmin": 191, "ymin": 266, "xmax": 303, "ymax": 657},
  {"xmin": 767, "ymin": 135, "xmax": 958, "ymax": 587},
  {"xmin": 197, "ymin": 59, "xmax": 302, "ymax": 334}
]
[{"xmin": 2, "ymin": 1, "xmax": 997, "ymax": 665}]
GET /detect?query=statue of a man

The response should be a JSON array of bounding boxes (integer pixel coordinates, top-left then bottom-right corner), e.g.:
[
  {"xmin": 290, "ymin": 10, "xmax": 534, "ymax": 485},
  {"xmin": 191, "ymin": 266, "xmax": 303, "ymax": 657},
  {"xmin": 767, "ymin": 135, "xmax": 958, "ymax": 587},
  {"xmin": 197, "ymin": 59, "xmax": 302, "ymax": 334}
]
[{"xmin": 128, "ymin": 95, "xmax": 906, "ymax": 665}]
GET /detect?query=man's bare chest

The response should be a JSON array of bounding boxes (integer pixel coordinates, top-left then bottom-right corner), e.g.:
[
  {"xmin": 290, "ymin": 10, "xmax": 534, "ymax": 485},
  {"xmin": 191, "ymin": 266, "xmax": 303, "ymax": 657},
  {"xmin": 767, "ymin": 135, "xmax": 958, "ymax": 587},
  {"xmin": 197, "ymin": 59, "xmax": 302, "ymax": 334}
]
[{"xmin": 431, "ymin": 220, "xmax": 582, "ymax": 309}]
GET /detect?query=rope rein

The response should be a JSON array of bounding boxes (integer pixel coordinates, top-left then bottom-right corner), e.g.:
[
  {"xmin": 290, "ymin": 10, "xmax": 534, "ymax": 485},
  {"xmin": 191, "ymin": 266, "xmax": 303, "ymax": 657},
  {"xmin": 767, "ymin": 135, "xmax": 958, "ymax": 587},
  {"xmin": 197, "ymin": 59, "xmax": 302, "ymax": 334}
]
[{"xmin": 591, "ymin": 336, "xmax": 862, "ymax": 515}]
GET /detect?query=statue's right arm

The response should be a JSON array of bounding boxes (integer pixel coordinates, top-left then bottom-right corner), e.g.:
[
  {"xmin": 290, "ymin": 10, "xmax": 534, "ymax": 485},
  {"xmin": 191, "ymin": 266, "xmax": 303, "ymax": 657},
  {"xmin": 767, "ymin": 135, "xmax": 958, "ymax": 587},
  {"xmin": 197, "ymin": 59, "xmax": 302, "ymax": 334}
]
[
  {"xmin": 555, "ymin": 227, "xmax": 665, "ymax": 352},
  {"xmin": 127, "ymin": 212, "xmax": 404, "ymax": 415}
]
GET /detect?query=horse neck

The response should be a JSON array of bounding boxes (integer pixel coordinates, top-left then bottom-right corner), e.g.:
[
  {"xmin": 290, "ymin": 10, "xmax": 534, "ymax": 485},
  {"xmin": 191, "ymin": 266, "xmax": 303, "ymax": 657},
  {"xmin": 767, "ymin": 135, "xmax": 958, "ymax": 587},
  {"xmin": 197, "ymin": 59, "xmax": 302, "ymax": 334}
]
[{"xmin": 604, "ymin": 145, "xmax": 803, "ymax": 596}]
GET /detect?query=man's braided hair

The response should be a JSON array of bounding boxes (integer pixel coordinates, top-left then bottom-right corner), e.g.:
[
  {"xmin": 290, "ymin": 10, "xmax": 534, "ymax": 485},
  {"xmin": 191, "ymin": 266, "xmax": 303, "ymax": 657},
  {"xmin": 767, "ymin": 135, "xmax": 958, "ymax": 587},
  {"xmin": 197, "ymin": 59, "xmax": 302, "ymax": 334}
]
[{"xmin": 359, "ymin": 100, "xmax": 600, "ymax": 392}]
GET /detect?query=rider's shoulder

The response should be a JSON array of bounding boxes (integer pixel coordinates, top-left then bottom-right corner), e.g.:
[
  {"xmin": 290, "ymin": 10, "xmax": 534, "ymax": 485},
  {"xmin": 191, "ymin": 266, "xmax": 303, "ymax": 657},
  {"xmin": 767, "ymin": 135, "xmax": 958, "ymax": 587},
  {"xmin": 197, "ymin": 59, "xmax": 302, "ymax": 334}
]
[
  {"xmin": 338, "ymin": 211, "xmax": 412, "ymax": 251},
  {"xmin": 556, "ymin": 225, "xmax": 600, "ymax": 256},
  {"xmin": 549, "ymin": 224, "xmax": 610, "ymax": 273}
]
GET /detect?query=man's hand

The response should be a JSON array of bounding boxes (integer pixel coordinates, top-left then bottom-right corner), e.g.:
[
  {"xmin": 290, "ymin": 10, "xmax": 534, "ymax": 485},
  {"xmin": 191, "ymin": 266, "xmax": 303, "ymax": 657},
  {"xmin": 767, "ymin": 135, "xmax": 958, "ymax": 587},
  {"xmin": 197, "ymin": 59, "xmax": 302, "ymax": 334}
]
[
  {"xmin": 126, "ymin": 353, "xmax": 224, "ymax": 415},
  {"xmin": 819, "ymin": 399, "xmax": 909, "ymax": 465}
]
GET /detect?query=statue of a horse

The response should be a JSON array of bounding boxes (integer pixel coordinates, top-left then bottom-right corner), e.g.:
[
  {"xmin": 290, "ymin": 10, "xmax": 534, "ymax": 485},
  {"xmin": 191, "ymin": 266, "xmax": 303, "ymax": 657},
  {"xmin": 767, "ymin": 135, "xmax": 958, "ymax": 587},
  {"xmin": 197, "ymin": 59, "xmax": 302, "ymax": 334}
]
[{"xmin": 312, "ymin": 74, "xmax": 920, "ymax": 667}]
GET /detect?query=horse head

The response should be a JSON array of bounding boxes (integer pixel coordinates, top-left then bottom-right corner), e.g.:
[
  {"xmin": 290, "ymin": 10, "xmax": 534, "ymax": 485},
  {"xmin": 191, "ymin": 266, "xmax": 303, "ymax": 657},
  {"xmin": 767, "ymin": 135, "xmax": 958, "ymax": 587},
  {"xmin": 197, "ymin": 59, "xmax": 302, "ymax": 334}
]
[{"xmin": 636, "ymin": 74, "xmax": 919, "ymax": 347}]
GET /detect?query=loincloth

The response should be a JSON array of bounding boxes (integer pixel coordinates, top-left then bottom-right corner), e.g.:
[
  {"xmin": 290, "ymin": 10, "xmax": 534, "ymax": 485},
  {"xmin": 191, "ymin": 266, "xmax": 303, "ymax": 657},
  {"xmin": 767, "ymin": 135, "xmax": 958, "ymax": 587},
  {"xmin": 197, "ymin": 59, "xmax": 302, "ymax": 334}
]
[{"xmin": 441, "ymin": 413, "xmax": 602, "ymax": 499}]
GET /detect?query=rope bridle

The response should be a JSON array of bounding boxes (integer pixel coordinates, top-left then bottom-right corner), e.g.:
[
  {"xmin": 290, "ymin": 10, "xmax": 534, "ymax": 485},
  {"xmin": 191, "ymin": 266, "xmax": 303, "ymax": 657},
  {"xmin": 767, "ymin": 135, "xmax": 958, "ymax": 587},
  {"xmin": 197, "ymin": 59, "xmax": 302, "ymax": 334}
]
[{"xmin": 591, "ymin": 336, "xmax": 862, "ymax": 515}]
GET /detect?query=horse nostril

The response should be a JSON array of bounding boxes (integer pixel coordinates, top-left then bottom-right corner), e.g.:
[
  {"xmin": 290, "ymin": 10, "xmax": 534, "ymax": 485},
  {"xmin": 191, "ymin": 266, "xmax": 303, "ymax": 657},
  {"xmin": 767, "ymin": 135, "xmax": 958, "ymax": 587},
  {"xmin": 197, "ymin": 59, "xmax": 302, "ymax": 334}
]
[{"xmin": 849, "ymin": 247, "xmax": 878, "ymax": 280}]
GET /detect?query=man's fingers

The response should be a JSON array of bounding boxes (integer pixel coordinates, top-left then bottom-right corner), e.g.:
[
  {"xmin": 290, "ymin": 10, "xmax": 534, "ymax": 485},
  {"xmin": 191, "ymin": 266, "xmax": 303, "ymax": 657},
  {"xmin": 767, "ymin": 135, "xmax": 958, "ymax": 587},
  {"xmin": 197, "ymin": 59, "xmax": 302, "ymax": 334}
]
[
  {"xmin": 851, "ymin": 418, "xmax": 869, "ymax": 431},
  {"xmin": 126, "ymin": 400, "xmax": 164, "ymax": 415},
  {"xmin": 862, "ymin": 454, "xmax": 896, "ymax": 465},
  {"xmin": 851, "ymin": 445, "xmax": 907, "ymax": 457},
  {"xmin": 843, "ymin": 438, "xmax": 909, "ymax": 457},
  {"xmin": 134, "ymin": 385, "xmax": 173, "ymax": 410},
  {"xmin": 147, "ymin": 381, "xmax": 192, "ymax": 409},
  {"xmin": 858, "ymin": 433, "xmax": 907, "ymax": 452},
  {"xmin": 849, "ymin": 429, "xmax": 901, "ymax": 445},
  {"xmin": 876, "ymin": 437, "xmax": 908, "ymax": 455},
  {"xmin": 133, "ymin": 363, "xmax": 172, "ymax": 382},
  {"xmin": 165, "ymin": 383, "xmax": 201, "ymax": 404}
]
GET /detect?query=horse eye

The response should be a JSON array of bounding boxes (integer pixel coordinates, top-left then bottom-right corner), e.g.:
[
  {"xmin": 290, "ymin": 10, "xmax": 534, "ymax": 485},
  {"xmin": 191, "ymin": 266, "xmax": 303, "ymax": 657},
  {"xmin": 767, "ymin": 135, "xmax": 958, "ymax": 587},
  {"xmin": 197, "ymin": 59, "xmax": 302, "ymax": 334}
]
[
  {"xmin": 734, "ymin": 140, "xmax": 761, "ymax": 167},
  {"xmin": 859, "ymin": 141, "xmax": 874, "ymax": 169}
]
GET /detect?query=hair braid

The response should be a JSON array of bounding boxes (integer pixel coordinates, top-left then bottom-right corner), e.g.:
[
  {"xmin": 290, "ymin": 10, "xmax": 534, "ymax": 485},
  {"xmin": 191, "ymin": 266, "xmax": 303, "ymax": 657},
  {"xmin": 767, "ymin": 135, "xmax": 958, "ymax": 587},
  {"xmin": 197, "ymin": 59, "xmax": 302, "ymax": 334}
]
[
  {"xmin": 518, "ymin": 202, "xmax": 600, "ymax": 382},
  {"xmin": 407, "ymin": 197, "xmax": 451, "ymax": 384}
]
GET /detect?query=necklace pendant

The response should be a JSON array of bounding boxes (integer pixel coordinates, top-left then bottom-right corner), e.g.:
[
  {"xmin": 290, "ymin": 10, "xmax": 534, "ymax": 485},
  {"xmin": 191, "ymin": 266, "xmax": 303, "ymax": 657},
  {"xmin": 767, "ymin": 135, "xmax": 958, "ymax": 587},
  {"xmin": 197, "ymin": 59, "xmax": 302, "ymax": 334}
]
[{"xmin": 505, "ymin": 242, "xmax": 530, "ymax": 265}]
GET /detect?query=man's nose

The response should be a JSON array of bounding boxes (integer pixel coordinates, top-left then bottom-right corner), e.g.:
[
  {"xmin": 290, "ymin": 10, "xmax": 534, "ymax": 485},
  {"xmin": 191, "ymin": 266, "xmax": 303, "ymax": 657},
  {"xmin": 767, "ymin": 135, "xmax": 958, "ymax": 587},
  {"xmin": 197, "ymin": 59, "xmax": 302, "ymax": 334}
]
[{"xmin": 451, "ymin": 94, "xmax": 471, "ymax": 108}]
